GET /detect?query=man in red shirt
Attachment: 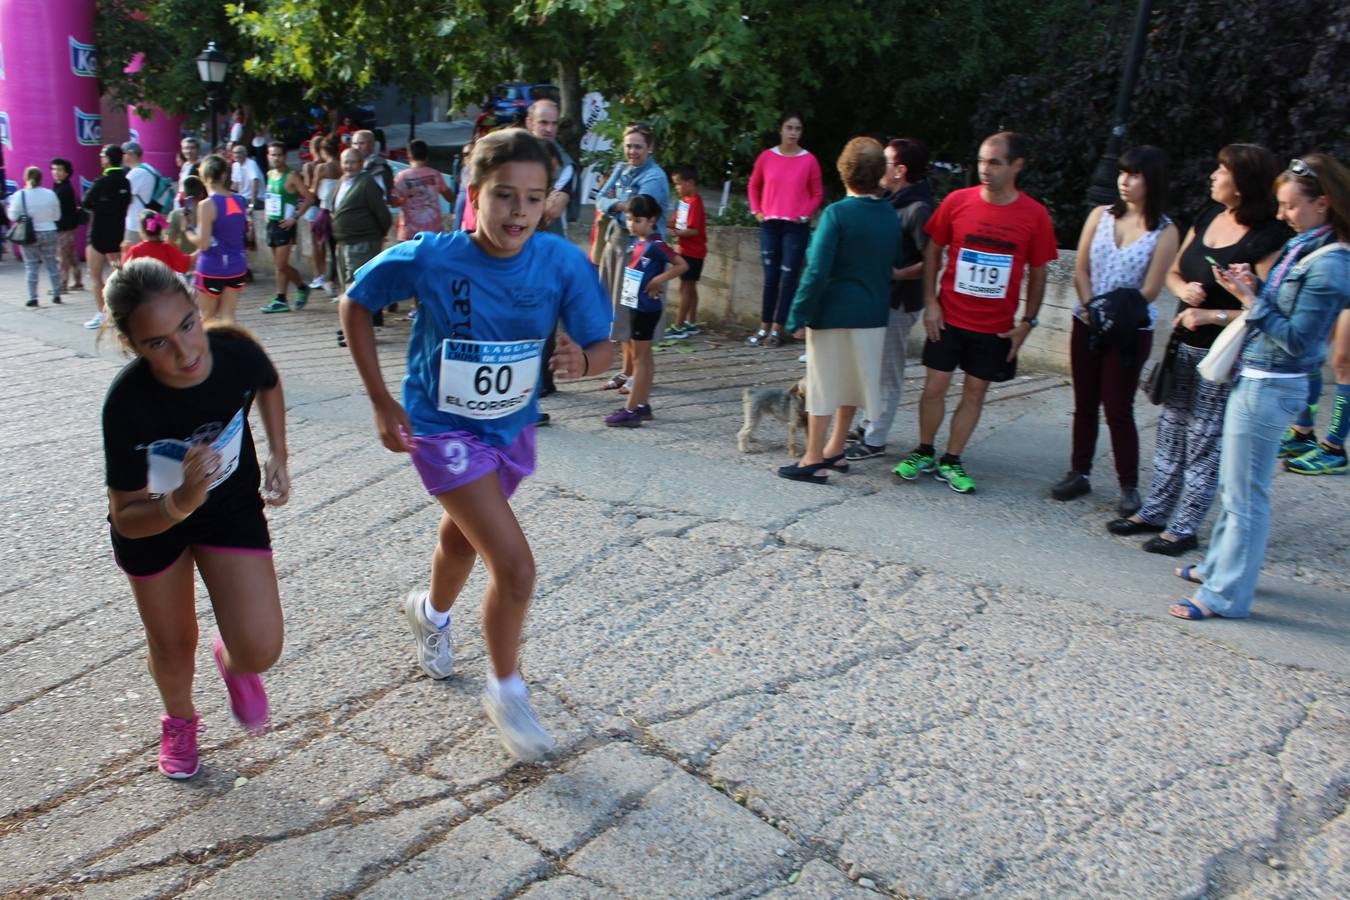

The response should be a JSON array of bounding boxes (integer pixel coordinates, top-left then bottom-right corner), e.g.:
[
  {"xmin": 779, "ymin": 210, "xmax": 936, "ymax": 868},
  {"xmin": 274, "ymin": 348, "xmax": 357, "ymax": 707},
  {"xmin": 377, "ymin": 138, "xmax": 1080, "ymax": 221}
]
[{"xmin": 893, "ymin": 132, "xmax": 1058, "ymax": 494}]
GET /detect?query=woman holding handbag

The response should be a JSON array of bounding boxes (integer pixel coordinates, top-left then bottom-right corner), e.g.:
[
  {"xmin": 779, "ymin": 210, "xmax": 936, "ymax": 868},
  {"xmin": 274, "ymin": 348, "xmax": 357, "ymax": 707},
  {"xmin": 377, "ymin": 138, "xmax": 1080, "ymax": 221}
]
[
  {"xmin": 1171, "ymin": 154, "xmax": 1350, "ymax": 620},
  {"xmin": 1108, "ymin": 144, "xmax": 1288, "ymax": 555},
  {"xmin": 6, "ymin": 166, "xmax": 62, "ymax": 308},
  {"xmin": 1052, "ymin": 146, "xmax": 1179, "ymax": 516}
]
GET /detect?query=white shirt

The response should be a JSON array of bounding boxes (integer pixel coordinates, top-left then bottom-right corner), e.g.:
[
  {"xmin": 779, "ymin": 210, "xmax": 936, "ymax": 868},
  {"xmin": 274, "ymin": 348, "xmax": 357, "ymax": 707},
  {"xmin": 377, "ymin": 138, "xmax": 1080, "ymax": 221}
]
[
  {"xmin": 334, "ymin": 176, "xmax": 356, "ymax": 209},
  {"xmin": 7, "ymin": 187, "xmax": 60, "ymax": 232},
  {"xmin": 125, "ymin": 163, "xmax": 156, "ymax": 231},
  {"xmin": 232, "ymin": 159, "xmax": 264, "ymax": 204}
]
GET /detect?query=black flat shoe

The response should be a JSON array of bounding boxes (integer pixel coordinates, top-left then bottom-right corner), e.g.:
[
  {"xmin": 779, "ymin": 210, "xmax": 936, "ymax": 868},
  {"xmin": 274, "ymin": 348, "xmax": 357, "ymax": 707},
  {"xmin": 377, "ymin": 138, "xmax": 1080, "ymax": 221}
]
[
  {"xmin": 1051, "ymin": 470, "xmax": 1090, "ymax": 501},
  {"xmin": 1143, "ymin": 534, "xmax": 1198, "ymax": 556},
  {"xmin": 1107, "ymin": 517, "xmax": 1164, "ymax": 536},
  {"xmin": 778, "ymin": 462, "xmax": 829, "ymax": 483},
  {"xmin": 822, "ymin": 452, "xmax": 849, "ymax": 472}
]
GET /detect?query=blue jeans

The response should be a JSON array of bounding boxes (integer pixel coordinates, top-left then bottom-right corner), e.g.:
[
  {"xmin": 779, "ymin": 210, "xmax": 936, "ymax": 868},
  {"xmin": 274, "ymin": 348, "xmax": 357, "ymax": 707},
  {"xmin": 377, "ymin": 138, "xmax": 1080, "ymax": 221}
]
[
  {"xmin": 1196, "ymin": 375, "xmax": 1308, "ymax": 617},
  {"xmin": 759, "ymin": 220, "xmax": 810, "ymax": 327}
]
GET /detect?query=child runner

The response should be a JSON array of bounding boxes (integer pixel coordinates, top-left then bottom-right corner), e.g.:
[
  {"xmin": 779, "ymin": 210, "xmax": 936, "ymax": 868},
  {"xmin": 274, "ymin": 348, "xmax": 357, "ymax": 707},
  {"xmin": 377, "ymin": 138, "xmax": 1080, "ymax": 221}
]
[
  {"xmin": 664, "ymin": 165, "xmax": 707, "ymax": 340},
  {"xmin": 193, "ymin": 154, "xmax": 251, "ymax": 323},
  {"xmin": 259, "ymin": 141, "xmax": 314, "ymax": 313},
  {"xmin": 124, "ymin": 209, "xmax": 196, "ymax": 276},
  {"xmin": 605, "ymin": 194, "xmax": 686, "ymax": 427},
  {"xmin": 100, "ymin": 258, "xmax": 290, "ymax": 779},
  {"xmin": 338, "ymin": 129, "xmax": 613, "ymax": 762}
]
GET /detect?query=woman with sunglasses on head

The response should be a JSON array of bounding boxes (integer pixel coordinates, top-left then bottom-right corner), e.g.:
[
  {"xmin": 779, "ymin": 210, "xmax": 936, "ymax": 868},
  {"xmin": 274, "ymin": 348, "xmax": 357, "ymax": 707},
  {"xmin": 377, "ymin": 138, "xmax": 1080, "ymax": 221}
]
[
  {"xmin": 1170, "ymin": 154, "xmax": 1350, "ymax": 620},
  {"xmin": 1108, "ymin": 144, "xmax": 1289, "ymax": 556}
]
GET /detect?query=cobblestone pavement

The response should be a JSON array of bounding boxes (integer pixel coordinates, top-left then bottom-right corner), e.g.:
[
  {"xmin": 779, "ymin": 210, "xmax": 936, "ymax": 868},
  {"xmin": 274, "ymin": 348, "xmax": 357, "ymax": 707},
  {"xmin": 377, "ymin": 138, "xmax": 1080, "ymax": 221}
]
[{"xmin": 1, "ymin": 266, "xmax": 1346, "ymax": 899}]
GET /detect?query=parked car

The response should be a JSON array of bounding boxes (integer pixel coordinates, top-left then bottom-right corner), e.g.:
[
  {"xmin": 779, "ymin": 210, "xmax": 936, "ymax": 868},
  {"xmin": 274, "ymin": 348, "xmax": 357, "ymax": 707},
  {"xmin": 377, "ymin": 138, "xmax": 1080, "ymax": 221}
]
[{"xmin": 489, "ymin": 82, "xmax": 559, "ymax": 125}]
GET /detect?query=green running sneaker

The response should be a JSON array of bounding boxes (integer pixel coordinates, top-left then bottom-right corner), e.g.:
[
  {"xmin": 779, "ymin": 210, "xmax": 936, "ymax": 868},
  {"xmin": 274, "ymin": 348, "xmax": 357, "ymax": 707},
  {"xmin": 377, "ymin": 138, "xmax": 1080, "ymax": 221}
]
[
  {"xmin": 1285, "ymin": 444, "xmax": 1347, "ymax": 475},
  {"xmin": 935, "ymin": 460, "xmax": 976, "ymax": 493},
  {"xmin": 893, "ymin": 449, "xmax": 936, "ymax": 481},
  {"xmin": 1278, "ymin": 428, "xmax": 1318, "ymax": 459},
  {"xmin": 259, "ymin": 297, "xmax": 291, "ymax": 314}
]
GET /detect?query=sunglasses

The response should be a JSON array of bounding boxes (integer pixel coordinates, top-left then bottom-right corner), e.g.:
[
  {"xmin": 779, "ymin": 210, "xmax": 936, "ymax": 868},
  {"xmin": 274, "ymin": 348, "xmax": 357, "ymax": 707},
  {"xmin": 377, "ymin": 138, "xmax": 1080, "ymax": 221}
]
[{"xmin": 1288, "ymin": 158, "xmax": 1318, "ymax": 181}]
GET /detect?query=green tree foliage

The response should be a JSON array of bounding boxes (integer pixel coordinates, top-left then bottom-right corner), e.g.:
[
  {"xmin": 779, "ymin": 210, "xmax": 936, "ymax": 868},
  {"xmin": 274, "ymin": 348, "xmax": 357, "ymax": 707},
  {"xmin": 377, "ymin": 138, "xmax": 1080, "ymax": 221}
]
[
  {"xmin": 975, "ymin": 0, "xmax": 1350, "ymax": 243},
  {"xmin": 94, "ymin": 0, "xmax": 308, "ymax": 126}
]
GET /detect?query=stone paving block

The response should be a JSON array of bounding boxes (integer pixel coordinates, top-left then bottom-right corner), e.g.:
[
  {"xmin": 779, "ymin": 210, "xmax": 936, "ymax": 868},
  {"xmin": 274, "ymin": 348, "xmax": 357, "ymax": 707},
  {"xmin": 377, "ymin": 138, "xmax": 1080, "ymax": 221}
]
[
  {"xmin": 340, "ymin": 678, "xmax": 485, "ymax": 762},
  {"xmin": 59, "ymin": 864, "xmax": 204, "ymax": 899},
  {"xmin": 1277, "ymin": 691, "xmax": 1350, "ymax": 810},
  {"xmin": 179, "ymin": 796, "xmax": 466, "ymax": 898},
  {"xmin": 0, "ymin": 771, "xmax": 203, "ymax": 894},
  {"xmin": 361, "ymin": 816, "xmax": 549, "ymax": 899},
  {"xmin": 646, "ymin": 692, "xmax": 778, "ymax": 762},
  {"xmin": 568, "ymin": 771, "xmax": 796, "ymax": 897},
  {"xmin": 518, "ymin": 874, "xmax": 614, "ymax": 899},
  {"xmin": 1260, "ymin": 813, "xmax": 1350, "ymax": 900},
  {"xmin": 379, "ymin": 773, "xmax": 456, "ymax": 805},
  {"xmin": 85, "ymin": 734, "xmax": 400, "ymax": 875},
  {"xmin": 488, "ymin": 742, "xmax": 673, "ymax": 854},
  {"xmin": 761, "ymin": 859, "xmax": 875, "ymax": 898},
  {"xmin": 709, "ymin": 705, "xmax": 896, "ymax": 838},
  {"xmin": 424, "ymin": 687, "xmax": 585, "ymax": 790}
]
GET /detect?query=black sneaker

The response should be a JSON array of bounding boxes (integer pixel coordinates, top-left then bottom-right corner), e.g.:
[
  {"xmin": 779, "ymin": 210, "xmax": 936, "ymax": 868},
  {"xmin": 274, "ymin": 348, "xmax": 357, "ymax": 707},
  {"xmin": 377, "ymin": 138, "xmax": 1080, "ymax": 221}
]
[
  {"xmin": 1051, "ymin": 471, "xmax": 1090, "ymax": 501},
  {"xmin": 844, "ymin": 442, "xmax": 885, "ymax": 461}
]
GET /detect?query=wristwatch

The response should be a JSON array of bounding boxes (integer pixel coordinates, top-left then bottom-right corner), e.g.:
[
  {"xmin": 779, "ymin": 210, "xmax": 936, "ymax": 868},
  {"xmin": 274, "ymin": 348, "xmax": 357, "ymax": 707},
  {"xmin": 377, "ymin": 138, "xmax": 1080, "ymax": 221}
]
[{"xmin": 1022, "ymin": 316, "xmax": 1039, "ymax": 328}]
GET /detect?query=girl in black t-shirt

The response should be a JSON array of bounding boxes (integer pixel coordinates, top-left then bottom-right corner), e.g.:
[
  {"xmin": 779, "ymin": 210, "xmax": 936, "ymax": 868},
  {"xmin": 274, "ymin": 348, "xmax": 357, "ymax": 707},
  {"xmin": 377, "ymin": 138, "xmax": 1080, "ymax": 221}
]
[{"xmin": 100, "ymin": 259, "xmax": 290, "ymax": 780}]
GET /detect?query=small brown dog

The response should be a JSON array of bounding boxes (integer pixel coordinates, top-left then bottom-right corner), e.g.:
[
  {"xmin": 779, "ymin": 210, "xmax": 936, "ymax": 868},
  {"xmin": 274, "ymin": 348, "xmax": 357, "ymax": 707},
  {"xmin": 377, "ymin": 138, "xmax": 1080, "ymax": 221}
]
[{"xmin": 737, "ymin": 379, "xmax": 807, "ymax": 455}]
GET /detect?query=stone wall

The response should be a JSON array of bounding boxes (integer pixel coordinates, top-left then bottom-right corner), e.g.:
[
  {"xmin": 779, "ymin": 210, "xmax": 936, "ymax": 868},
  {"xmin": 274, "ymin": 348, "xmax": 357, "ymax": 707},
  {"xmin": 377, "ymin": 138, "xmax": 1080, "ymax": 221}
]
[
  {"xmin": 253, "ymin": 213, "xmax": 1174, "ymax": 375},
  {"xmin": 566, "ymin": 219, "xmax": 1176, "ymax": 374}
]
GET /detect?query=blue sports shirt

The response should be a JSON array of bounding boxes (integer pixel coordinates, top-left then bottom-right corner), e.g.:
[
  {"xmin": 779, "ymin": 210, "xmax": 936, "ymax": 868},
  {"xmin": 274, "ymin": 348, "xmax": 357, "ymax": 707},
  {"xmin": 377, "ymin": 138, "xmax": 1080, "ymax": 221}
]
[{"xmin": 347, "ymin": 231, "xmax": 613, "ymax": 446}]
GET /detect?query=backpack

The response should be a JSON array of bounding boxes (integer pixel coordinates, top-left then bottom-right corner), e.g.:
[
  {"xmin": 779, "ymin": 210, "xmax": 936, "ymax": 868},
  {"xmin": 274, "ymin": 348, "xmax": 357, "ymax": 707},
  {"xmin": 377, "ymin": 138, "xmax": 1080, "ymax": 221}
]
[{"xmin": 137, "ymin": 163, "xmax": 176, "ymax": 212}]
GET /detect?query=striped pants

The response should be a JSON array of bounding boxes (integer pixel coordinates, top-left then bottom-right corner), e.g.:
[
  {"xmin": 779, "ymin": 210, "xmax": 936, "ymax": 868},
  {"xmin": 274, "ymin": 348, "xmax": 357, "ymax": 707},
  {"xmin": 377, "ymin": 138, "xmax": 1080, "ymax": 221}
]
[{"xmin": 1137, "ymin": 343, "xmax": 1232, "ymax": 537}]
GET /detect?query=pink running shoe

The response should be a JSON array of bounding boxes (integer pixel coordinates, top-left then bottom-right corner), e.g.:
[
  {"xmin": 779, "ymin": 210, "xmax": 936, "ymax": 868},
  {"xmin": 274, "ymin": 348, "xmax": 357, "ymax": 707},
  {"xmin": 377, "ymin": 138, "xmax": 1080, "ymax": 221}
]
[
  {"xmin": 159, "ymin": 713, "xmax": 203, "ymax": 779},
  {"xmin": 212, "ymin": 633, "xmax": 270, "ymax": 733}
]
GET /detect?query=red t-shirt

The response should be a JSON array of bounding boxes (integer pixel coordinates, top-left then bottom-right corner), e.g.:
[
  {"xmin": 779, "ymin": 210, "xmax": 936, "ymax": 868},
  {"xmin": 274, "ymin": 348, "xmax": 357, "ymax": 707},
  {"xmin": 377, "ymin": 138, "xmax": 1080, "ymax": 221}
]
[
  {"xmin": 124, "ymin": 240, "xmax": 193, "ymax": 274},
  {"xmin": 671, "ymin": 193, "xmax": 706, "ymax": 259},
  {"xmin": 925, "ymin": 186, "xmax": 1058, "ymax": 334}
]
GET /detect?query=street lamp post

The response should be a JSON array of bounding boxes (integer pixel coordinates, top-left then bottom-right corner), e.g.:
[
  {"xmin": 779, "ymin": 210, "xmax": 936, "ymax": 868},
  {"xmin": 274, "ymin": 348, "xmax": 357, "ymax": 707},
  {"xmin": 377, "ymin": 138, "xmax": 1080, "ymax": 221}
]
[
  {"xmin": 195, "ymin": 41, "xmax": 229, "ymax": 152},
  {"xmin": 1085, "ymin": 0, "xmax": 1154, "ymax": 206}
]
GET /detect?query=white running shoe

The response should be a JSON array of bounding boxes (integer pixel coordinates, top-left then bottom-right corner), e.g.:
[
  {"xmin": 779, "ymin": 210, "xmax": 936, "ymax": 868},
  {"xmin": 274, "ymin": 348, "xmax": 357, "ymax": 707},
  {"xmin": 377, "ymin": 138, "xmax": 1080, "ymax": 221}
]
[
  {"xmin": 482, "ymin": 688, "xmax": 556, "ymax": 762},
  {"xmin": 404, "ymin": 590, "xmax": 453, "ymax": 679},
  {"xmin": 84, "ymin": 311, "xmax": 105, "ymax": 329},
  {"xmin": 308, "ymin": 275, "xmax": 326, "ymax": 289}
]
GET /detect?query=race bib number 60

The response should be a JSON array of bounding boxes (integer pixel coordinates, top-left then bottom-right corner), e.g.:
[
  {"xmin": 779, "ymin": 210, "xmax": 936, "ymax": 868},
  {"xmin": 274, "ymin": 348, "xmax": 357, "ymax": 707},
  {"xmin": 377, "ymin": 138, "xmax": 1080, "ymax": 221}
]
[
  {"xmin": 438, "ymin": 338, "xmax": 543, "ymax": 420},
  {"xmin": 954, "ymin": 247, "xmax": 1013, "ymax": 299}
]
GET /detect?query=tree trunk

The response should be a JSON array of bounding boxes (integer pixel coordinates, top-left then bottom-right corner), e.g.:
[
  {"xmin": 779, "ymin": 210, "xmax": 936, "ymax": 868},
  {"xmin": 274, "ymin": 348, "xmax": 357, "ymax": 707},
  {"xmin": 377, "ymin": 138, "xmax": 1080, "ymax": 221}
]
[{"xmin": 555, "ymin": 57, "xmax": 583, "ymax": 166}]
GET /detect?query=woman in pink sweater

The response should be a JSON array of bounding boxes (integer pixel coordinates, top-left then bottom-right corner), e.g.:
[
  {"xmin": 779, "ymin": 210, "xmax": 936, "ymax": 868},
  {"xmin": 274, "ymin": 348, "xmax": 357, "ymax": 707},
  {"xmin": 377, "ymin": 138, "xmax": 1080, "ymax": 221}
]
[{"xmin": 746, "ymin": 112, "xmax": 824, "ymax": 347}]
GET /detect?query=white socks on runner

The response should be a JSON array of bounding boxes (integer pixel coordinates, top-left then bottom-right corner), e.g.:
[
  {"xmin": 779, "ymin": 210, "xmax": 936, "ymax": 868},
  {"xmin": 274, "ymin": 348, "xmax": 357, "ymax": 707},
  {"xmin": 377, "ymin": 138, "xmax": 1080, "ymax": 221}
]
[
  {"xmin": 423, "ymin": 594, "xmax": 451, "ymax": 630},
  {"xmin": 487, "ymin": 671, "xmax": 527, "ymax": 701}
]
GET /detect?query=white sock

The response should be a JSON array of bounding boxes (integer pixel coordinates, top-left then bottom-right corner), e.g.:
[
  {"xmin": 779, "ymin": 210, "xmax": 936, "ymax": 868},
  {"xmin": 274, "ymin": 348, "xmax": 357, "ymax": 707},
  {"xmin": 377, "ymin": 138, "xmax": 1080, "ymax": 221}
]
[
  {"xmin": 487, "ymin": 671, "xmax": 527, "ymax": 701},
  {"xmin": 423, "ymin": 594, "xmax": 450, "ymax": 629}
]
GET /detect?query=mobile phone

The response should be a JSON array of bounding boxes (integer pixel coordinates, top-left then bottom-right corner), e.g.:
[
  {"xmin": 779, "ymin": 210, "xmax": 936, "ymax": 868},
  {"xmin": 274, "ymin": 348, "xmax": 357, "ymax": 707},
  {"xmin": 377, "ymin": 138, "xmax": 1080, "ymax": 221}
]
[{"xmin": 1204, "ymin": 255, "xmax": 1223, "ymax": 269}]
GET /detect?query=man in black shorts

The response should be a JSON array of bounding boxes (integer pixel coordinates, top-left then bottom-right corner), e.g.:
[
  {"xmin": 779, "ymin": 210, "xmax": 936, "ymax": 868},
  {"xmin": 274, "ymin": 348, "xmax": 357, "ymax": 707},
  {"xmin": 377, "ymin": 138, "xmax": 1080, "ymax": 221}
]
[
  {"xmin": 892, "ymin": 132, "xmax": 1058, "ymax": 493},
  {"xmin": 81, "ymin": 144, "xmax": 132, "ymax": 329}
]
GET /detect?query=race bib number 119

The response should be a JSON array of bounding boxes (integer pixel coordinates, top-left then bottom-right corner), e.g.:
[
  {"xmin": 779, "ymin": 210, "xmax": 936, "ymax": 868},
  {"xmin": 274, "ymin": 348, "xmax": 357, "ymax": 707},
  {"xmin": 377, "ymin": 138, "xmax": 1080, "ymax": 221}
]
[
  {"xmin": 954, "ymin": 247, "xmax": 1013, "ymax": 299},
  {"xmin": 438, "ymin": 339, "xmax": 543, "ymax": 420}
]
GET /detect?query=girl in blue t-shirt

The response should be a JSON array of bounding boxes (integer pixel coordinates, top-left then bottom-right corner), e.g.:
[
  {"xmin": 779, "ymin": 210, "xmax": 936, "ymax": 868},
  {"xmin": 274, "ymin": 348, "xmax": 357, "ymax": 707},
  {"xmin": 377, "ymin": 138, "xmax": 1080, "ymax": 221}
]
[{"xmin": 339, "ymin": 129, "xmax": 613, "ymax": 762}]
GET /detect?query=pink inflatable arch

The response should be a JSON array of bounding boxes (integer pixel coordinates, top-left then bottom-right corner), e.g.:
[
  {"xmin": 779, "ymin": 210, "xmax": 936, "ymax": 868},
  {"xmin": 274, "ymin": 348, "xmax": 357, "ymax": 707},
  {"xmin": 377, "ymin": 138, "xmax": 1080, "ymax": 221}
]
[
  {"xmin": 0, "ymin": 0, "xmax": 101, "ymax": 198},
  {"xmin": 125, "ymin": 53, "xmax": 184, "ymax": 177}
]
